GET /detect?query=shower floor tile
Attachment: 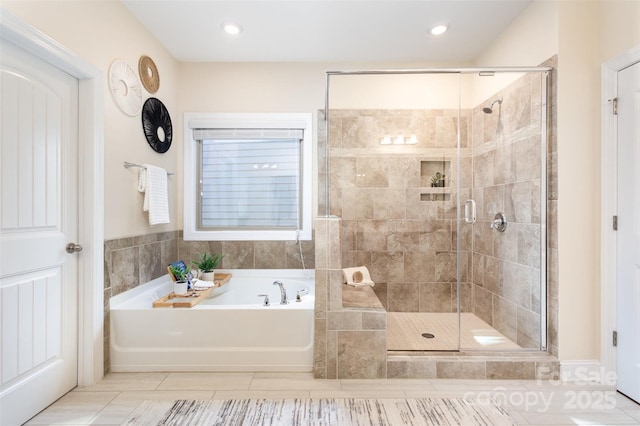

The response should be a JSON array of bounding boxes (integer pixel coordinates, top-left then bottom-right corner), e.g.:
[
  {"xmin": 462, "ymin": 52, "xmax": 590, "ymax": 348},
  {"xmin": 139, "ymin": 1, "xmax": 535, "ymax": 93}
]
[{"xmin": 387, "ymin": 312, "xmax": 521, "ymax": 351}]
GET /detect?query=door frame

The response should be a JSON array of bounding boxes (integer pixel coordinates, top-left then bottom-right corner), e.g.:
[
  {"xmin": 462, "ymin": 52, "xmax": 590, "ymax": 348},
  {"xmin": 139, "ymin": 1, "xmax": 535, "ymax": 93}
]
[
  {"xmin": 600, "ymin": 46, "xmax": 640, "ymax": 383},
  {"xmin": 0, "ymin": 11, "xmax": 104, "ymax": 386}
]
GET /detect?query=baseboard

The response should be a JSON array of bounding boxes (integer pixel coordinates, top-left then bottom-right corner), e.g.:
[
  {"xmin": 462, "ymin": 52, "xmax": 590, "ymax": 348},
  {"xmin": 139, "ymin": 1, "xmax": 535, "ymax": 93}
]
[{"xmin": 560, "ymin": 360, "xmax": 613, "ymax": 384}]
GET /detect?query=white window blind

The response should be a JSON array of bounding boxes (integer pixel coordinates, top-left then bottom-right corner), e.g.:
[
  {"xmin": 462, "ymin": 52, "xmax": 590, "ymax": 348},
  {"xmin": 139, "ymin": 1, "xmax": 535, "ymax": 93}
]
[{"xmin": 195, "ymin": 128, "xmax": 304, "ymax": 230}]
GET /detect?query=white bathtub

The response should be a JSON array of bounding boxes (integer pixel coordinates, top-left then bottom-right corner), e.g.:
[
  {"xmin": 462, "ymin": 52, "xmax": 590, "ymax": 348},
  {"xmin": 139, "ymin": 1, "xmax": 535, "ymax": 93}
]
[{"xmin": 109, "ymin": 269, "xmax": 315, "ymax": 372}]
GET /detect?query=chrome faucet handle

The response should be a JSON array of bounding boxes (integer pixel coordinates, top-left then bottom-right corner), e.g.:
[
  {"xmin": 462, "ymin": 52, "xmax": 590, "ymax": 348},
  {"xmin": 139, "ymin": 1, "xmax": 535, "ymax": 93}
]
[
  {"xmin": 489, "ymin": 212, "xmax": 507, "ymax": 232},
  {"xmin": 257, "ymin": 294, "xmax": 270, "ymax": 306},
  {"xmin": 296, "ymin": 289, "xmax": 309, "ymax": 302}
]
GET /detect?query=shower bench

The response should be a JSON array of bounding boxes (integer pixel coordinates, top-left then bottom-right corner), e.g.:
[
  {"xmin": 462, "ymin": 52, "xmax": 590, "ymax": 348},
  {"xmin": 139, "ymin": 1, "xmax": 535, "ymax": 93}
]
[{"xmin": 342, "ymin": 285, "xmax": 385, "ymax": 311}]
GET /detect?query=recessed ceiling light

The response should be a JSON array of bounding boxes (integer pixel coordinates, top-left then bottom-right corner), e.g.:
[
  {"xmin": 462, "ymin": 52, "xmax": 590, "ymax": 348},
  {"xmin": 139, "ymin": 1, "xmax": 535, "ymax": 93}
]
[
  {"xmin": 221, "ymin": 21, "xmax": 243, "ymax": 36},
  {"xmin": 430, "ymin": 24, "xmax": 449, "ymax": 36}
]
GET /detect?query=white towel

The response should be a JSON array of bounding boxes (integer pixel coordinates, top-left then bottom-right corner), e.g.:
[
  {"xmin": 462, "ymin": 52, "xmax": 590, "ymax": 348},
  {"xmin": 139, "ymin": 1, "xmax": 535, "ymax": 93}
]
[
  {"xmin": 342, "ymin": 266, "xmax": 375, "ymax": 287},
  {"xmin": 139, "ymin": 164, "xmax": 170, "ymax": 225},
  {"xmin": 191, "ymin": 278, "xmax": 215, "ymax": 290}
]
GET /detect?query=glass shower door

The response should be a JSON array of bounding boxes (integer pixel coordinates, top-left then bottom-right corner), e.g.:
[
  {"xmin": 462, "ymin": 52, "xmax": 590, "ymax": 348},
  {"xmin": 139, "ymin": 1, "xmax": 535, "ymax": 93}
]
[
  {"xmin": 459, "ymin": 70, "xmax": 549, "ymax": 351},
  {"xmin": 325, "ymin": 71, "xmax": 462, "ymax": 352}
]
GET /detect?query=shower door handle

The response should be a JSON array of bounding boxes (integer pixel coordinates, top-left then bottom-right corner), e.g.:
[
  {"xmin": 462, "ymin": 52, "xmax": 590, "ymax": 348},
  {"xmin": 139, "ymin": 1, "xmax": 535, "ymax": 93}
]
[{"xmin": 464, "ymin": 199, "xmax": 476, "ymax": 224}]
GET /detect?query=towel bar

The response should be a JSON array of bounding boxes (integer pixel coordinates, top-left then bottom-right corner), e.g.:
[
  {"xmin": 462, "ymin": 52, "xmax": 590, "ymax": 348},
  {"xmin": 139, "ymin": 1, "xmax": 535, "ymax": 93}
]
[{"xmin": 123, "ymin": 161, "xmax": 174, "ymax": 176}]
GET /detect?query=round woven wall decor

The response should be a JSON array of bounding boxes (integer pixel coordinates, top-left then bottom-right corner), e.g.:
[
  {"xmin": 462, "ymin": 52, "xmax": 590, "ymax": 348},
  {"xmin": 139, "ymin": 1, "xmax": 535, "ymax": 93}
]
[
  {"xmin": 108, "ymin": 60, "xmax": 142, "ymax": 116},
  {"xmin": 141, "ymin": 97, "xmax": 172, "ymax": 153},
  {"xmin": 138, "ymin": 55, "xmax": 160, "ymax": 94}
]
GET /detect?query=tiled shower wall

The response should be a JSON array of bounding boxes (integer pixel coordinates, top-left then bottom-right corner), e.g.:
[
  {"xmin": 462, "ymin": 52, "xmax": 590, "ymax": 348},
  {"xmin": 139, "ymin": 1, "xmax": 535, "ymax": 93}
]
[
  {"xmin": 323, "ymin": 109, "xmax": 474, "ymax": 314},
  {"xmin": 103, "ymin": 232, "xmax": 314, "ymax": 373}
]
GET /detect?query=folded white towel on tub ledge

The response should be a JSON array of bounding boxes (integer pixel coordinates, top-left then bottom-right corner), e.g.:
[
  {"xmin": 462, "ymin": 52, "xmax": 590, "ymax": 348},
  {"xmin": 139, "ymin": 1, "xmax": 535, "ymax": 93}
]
[
  {"xmin": 191, "ymin": 279, "xmax": 215, "ymax": 290},
  {"xmin": 342, "ymin": 266, "xmax": 375, "ymax": 287}
]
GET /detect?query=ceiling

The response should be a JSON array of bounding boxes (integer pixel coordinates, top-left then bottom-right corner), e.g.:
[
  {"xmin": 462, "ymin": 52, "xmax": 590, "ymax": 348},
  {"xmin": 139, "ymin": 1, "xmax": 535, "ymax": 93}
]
[{"xmin": 122, "ymin": 0, "xmax": 531, "ymax": 63}]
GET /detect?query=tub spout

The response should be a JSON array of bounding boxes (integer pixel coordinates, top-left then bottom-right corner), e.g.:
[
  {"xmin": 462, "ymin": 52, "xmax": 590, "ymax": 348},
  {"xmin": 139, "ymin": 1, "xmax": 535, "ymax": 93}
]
[{"xmin": 273, "ymin": 280, "xmax": 288, "ymax": 304}]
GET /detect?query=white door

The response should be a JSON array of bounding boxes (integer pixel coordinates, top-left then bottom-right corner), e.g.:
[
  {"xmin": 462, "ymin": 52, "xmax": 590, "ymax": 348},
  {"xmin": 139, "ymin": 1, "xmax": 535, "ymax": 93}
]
[
  {"xmin": 616, "ymin": 60, "xmax": 640, "ymax": 404},
  {"xmin": 0, "ymin": 40, "xmax": 79, "ymax": 425}
]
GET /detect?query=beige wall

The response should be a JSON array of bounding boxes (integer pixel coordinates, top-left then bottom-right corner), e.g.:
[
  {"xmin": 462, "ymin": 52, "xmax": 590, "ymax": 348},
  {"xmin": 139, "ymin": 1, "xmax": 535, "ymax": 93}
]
[
  {"xmin": 554, "ymin": 1, "xmax": 639, "ymax": 362},
  {"xmin": 3, "ymin": 0, "xmax": 181, "ymax": 240},
  {"xmin": 4, "ymin": 0, "xmax": 639, "ymax": 363},
  {"xmin": 476, "ymin": 0, "xmax": 639, "ymax": 362},
  {"xmin": 556, "ymin": 1, "xmax": 602, "ymax": 363}
]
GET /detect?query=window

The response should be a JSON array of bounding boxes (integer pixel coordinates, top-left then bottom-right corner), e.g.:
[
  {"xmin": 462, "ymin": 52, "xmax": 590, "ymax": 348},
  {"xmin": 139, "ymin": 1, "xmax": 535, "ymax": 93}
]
[{"xmin": 184, "ymin": 113, "xmax": 312, "ymax": 241}]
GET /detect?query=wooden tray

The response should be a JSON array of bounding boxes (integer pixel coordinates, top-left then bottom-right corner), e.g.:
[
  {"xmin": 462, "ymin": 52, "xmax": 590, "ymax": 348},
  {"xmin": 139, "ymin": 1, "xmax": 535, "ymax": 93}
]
[
  {"xmin": 153, "ymin": 273, "xmax": 232, "ymax": 308},
  {"xmin": 153, "ymin": 288, "xmax": 213, "ymax": 308}
]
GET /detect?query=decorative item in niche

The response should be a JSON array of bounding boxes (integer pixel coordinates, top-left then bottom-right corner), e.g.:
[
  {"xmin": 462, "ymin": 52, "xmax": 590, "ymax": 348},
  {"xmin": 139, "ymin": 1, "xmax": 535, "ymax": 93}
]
[
  {"xmin": 108, "ymin": 60, "xmax": 143, "ymax": 116},
  {"xmin": 138, "ymin": 55, "xmax": 160, "ymax": 94},
  {"xmin": 431, "ymin": 172, "xmax": 446, "ymax": 187},
  {"xmin": 141, "ymin": 97, "xmax": 173, "ymax": 153}
]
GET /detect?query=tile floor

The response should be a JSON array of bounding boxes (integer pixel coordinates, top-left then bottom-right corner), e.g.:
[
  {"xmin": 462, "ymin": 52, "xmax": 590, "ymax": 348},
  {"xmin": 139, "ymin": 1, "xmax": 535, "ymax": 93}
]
[{"xmin": 26, "ymin": 372, "xmax": 640, "ymax": 425}]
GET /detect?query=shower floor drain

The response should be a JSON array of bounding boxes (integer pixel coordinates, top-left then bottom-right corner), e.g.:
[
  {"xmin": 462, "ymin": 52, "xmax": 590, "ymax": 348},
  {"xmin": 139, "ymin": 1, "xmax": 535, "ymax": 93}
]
[{"xmin": 421, "ymin": 333, "xmax": 435, "ymax": 339}]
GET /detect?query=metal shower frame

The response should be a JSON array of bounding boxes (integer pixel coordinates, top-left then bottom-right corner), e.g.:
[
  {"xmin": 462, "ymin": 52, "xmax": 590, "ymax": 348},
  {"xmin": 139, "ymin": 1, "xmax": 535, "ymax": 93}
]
[{"xmin": 323, "ymin": 66, "xmax": 551, "ymax": 352}]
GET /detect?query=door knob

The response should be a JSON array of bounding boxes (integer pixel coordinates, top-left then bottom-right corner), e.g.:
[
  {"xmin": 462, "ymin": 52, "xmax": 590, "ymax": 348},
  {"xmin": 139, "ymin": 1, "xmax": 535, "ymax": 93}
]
[{"xmin": 65, "ymin": 243, "xmax": 83, "ymax": 254}]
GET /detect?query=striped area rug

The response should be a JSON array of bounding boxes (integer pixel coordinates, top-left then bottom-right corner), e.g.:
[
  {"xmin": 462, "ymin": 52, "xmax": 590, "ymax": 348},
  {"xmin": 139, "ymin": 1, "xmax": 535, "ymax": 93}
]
[{"xmin": 123, "ymin": 398, "xmax": 516, "ymax": 425}]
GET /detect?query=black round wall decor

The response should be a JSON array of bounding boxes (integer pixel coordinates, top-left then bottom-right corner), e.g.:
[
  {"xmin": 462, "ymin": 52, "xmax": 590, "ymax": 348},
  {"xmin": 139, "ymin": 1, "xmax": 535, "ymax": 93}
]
[{"xmin": 141, "ymin": 97, "xmax": 172, "ymax": 153}]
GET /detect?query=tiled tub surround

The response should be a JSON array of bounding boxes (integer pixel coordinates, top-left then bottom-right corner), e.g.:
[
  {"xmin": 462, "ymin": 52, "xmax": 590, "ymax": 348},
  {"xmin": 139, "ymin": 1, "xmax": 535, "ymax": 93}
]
[{"xmin": 104, "ymin": 231, "xmax": 315, "ymax": 373}]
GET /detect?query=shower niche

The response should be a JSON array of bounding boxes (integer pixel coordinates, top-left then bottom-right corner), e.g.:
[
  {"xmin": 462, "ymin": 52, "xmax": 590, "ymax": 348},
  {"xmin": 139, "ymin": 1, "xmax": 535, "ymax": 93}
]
[{"xmin": 420, "ymin": 159, "xmax": 452, "ymax": 202}]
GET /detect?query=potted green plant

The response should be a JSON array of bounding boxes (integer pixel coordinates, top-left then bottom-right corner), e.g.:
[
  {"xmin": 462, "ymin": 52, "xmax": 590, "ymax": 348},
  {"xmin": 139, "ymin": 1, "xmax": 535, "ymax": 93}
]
[
  {"xmin": 192, "ymin": 252, "xmax": 223, "ymax": 282},
  {"xmin": 168, "ymin": 264, "xmax": 190, "ymax": 295},
  {"xmin": 431, "ymin": 172, "xmax": 446, "ymax": 187}
]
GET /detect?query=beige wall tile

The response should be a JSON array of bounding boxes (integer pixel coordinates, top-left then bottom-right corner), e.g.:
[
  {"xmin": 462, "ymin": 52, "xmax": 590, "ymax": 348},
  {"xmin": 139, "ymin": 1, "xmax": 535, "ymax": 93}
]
[
  {"xmin": 493, "ymin": 295, "xmax": 518, "ymax": 342},
  {"xmin": 373, "ymin": 189, "xmax": 406, "ymax": 220},
  {"xmin": 435, "ymin": 252, "xmax": 458, "ymax": 283},
  {"xmin": 517, "ymin": 224, "xmax": 541, "ymax": 268},
  {"xmin": 505, "ymin": 181, "xmax": 532, "ymax": 223},
  {"xmin": 387, "ymin": 282, "xmax": 420, "ymax": 312},
  {"xmin": 473, "ymin": 285, "xmax": 493, "ymax": 325},
  {"xmin": 337, "ymin": 331, "xmax": 386, "ymax": 379},
  {"xmin": 314, "ymin": 269, "xmax": 328, "ymax": 317},
  {"xmin": 493, "ymin": 224, "xmax": 518, "ymax": 263},
  {"xmin": 516, "ymin": 136, "xmax": 541, "ymax": 180},
  {"xmin": 419, "ymin": 283, "xmax": 453, "ymax": 313},
  {"xmin": 517, "ymin": 307, "xmax": 541, "ymax": 349},
  {"xmin": 328, "ymin": 269, "xmax": 344, "ymax": 311},
  {"xmin": 341, "ymin": 187, "xmax": 375, "ymax": 220},
  {"xmin": 370, "ymin": 251, "xmax": 404, "ymax": 283},
  {"xmin": 254, "ymin": 241, "xmax": 286, "ymax": 269},
  {"xmin": 486, "ymin": 361, "xmax": 535, "ymax": 380},
  {"xmin": 502, "ymin": 262, "xmax": 533, "ymax": 309},
  {"xmin": 356, "ymin": 157, "xmax": 389, "ymax": 188},
  {"xmin": 387, "ymin": 358, "xmax": 436, "ymax": 379},
  {"xmin": 328, "ymin": 311, "xmax": 362, "ymax": 331},
  {"xmin": 404, "ymin": 251, "xmax": 436, "ymax": 283},
  {"xmin": 420, "ymin": 220, "xmax": 452, "ymax": 251},
  {"xmin": 436, "ymin": 361, "xmax": 486, "ymax": 379},
  {"xmin": 362, "ymin": 312, "xmax": 386, "ymax": 330}
]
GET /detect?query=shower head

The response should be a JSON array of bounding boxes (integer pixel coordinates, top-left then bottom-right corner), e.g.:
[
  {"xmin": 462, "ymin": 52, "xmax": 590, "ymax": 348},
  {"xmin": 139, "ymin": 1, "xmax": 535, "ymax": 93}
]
[{"xmin": 482, "ymin": 97, "xmax": 503, "ymax": 114}]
